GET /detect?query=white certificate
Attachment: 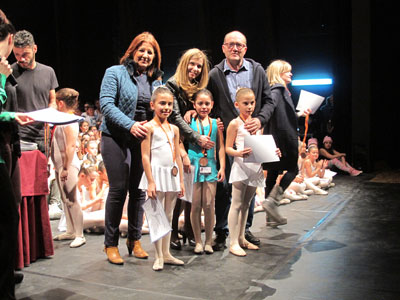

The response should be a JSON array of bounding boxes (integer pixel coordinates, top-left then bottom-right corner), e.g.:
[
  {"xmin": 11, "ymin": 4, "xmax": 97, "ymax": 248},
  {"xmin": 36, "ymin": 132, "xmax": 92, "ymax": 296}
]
[
  {"xmin": 181, "ymin": 165, "xmax": 195, "ymax": 203},
  {"xmin": 26, "ymin": 107, "xmax": 84, "ymax": 125},
  {"xmin": 324, "ymin": 169, "xmax": 337, "ymax": 177},
  {"xmin": 296, "ymin": 90, "xmax": 325, "ymax": 114},
  {"xmin": 244, "ymin": 135, "xmax": 280, "ymax": 163},
  {"xmin": 142, "ymin": 198, "xmax": 172, "ymax": 243}
]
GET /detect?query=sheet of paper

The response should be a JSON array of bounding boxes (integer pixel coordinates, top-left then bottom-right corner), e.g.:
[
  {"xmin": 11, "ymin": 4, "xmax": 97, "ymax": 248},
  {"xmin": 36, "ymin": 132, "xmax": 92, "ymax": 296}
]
[
  {"xmin": 26, "ymin": 107, "xmax": 84, "ymax": 125},
  {"xmin": 181, "ymin": 165, "xmax": 195, "ymax": 203},
  {"xmin": 244, "ymin": 135, "xmax": 280, "ymax": 163},
  {"xmin": 324, "ymin": 169, "xmax": 337, "ymax": 177},
  {"xmin": 296, "ymin": 90, "xmax": 325, "ymax": 114},
  {"xmin": 142, "ymin": 198, "xmax": 172, "ymax": 243}
]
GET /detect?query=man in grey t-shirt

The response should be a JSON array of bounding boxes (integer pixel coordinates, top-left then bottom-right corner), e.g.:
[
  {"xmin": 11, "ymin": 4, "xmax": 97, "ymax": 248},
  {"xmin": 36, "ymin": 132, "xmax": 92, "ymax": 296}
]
[{"xmin": 12, "ymin": 30, "xmax": 58, "ymax": 153}]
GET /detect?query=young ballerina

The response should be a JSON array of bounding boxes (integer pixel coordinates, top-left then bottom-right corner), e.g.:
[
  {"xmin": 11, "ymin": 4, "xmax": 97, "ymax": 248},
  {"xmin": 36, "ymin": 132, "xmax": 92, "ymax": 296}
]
[
  {"xmin": 139, "ymin": 86, "xmax": 185, "ymax": 271},
  {"xmin": 186, "ymin": 89, "xmax": 225, "ymax": 254},
  {"xmin": 226, "ymin": 88, "xmax": 266, "ymax": 256},
  {"xmin": 51, "ymin": 88, "xmax": 86, "ymax": 248},
  {"xmin": 302, "ymin": 144, "xmax": 332, "ymax": 192}
]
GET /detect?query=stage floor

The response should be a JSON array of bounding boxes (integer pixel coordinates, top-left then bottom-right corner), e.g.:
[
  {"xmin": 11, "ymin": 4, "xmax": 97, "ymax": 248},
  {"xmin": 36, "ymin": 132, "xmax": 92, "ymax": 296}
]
[{"xmin": 15, "ymin": 173, "xmax": 400, "ymax": 300}]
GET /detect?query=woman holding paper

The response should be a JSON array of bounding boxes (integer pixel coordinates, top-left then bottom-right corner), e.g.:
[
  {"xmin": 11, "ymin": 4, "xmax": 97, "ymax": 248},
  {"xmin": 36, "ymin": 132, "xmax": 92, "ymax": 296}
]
[
  {"xmin": 262, "ymin": 60, "xmax": 310, "ymax": 225},
  {"xmin": 100, "ymin": 32, "xmax": 163, "ymax": 264}
]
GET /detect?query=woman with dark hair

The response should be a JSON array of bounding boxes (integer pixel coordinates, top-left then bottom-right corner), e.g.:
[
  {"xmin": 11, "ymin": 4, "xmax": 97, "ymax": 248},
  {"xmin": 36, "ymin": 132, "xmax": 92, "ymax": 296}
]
[{"xmin": 100, "ymin": 32, "xmax": 163, "ymax": 265}]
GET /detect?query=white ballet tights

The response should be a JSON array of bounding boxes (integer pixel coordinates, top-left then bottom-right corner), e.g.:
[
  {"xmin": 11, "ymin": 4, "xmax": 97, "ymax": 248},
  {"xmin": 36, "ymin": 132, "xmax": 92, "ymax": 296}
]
[
  {"xmin": 56, "ymin": 167, "xmax": 84, "ymax": 238},
  {"xmin": 228, "ymin": 181, "xmax": 257, "ymax": 248},
  {"xmin": 153, "ymin": 192, "xmax": 178, "ymax": 263}
]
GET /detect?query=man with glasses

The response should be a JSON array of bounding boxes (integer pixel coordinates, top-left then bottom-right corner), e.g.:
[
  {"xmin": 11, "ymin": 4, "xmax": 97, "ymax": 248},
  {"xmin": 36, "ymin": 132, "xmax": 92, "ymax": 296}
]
[{"xmin": 208, "ymin": 31, "xmax": 276, "ymax": 251}]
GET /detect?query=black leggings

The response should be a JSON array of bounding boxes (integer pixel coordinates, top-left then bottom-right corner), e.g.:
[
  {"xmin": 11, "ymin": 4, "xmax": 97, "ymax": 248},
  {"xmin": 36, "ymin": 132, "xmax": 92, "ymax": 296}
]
[
  {"xmin": 265, "ymin": 165, "xmax": 299, "ymax": 197},
  {"xmin": 101, "ymin": 134, "xmax": 145, "ymax": 246},
  {"xmin": 0, "ymin": 163, "xmax": 18, "ymax": 299}
]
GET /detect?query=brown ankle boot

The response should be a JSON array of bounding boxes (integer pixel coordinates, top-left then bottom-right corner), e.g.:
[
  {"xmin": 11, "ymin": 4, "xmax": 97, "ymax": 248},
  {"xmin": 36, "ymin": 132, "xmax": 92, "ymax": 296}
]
[
  {"xmin": 132, "ymin": 240, "xmax": 148, "ymax": 259},
  {"xmin": 104, "ymin": 246, "xmax": 124, "ymax": 265}
]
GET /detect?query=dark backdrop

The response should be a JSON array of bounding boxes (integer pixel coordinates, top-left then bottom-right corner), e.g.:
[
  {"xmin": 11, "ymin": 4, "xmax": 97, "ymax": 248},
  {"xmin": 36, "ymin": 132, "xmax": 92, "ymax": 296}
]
[{"xmin": 1, "ymin": 0, "xmax": 397, "ymax": 170}]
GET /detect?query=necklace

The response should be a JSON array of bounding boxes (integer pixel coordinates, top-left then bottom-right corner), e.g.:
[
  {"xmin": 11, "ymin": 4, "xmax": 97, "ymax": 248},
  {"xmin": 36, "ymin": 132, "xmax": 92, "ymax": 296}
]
[{"xmin": 196, "ymin": 116, "xmax": 212, "ymax": 167}]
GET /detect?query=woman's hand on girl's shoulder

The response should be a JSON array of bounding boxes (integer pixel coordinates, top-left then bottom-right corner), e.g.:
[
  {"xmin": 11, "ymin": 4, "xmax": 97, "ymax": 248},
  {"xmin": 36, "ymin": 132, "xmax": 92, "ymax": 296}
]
[
  {"xmin": 130, "ymin": 120, "xmax": 148, "ymax": 139},
  {"xmin": 184, "ymin": 110, "xmax": 197, "ymax": 123}
]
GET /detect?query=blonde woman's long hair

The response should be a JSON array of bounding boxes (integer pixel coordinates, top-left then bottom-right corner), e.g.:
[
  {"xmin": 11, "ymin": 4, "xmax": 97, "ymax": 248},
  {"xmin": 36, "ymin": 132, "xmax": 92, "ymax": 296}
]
[
  {"xmin": 174, "ymin": 48, "xmax": 210, "ymax": 100},
  {"xmin": 266, "ymin": 59, "xmax": 292, "ymax": 87}
]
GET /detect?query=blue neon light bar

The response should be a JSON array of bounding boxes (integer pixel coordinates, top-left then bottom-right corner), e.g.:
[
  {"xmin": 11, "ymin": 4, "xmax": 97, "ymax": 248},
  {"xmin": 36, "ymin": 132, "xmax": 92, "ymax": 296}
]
[{"xmin": 291, "ymin": 78, "xmax": 333, "ymax": 86}]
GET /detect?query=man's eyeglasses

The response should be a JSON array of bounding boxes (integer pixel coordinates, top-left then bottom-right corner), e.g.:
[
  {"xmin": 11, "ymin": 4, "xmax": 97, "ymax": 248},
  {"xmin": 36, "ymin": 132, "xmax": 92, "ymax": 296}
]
[{"xmin": 223, "ymin": 42, "xmax": 246, "ymax": 50}]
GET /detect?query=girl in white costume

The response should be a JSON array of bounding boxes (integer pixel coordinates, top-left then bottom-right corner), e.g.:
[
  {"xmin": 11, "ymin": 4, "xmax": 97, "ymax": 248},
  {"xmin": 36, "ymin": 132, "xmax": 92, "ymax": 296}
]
[
  {"xmin": 226, "ymin": 88, "xmax": 267, "ymax": 257},
  {"xmin": 139, "ymin": 87, "xmax": 185, "ymax": 271},
  {"xmin": 302, "ymin": 144, "xmax": 332, "ymax": 192},
  {"xmin": 51, "ymin": 88, "xmax": 85, "ymax": 248}
]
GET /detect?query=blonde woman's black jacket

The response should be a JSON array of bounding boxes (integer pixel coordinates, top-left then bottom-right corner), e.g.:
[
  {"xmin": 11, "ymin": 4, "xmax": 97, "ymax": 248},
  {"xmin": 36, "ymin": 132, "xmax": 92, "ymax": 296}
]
[{"xmin": 263, "ymin": 83, "xmax": 299, "ymax": 170}]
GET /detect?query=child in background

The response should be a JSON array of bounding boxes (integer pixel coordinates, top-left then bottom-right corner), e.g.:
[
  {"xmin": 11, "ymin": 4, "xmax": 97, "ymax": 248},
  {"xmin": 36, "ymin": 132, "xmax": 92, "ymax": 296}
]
[
  {"xmin": 319, "ymin": 136, "xmax": 362, "ymax": 176},
  {"xmin": 139, "ymin": 87, "xmax": 185, "ymax": 271},
  {"xmin": 302, "ymin": 144, "xmax": 332, "ymax": 193},
  {"xmin": 187, "ymin": 89, "xmax": 225, "ymax": 254},
  {"xmin": 51, "ymin": 88, "xmax": 85, "ymax": 248}
]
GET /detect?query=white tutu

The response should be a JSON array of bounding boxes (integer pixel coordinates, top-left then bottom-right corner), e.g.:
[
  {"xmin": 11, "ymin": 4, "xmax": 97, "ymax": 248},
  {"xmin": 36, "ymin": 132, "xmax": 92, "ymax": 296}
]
[
  {"xmin": 229, "ymin": 159, "xmax": 265, "ymax": 187},
  {"xmin": 228, "ymin": 123, "xmax": 265, "ymax": 188},
  {"xmin": 139, "ymin": 164, "xmax": 181, "ymax": 192},
  {"xmin": 138, "ymin": 126, "xmax": 181, "ymax": 193}
]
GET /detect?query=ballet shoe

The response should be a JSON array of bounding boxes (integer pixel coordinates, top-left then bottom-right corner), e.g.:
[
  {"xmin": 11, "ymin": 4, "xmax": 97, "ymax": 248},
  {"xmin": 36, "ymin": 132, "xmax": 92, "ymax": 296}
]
[
  {"xmin": 70, "ymin": 236, "xmax": 86, "ymax": 248},
  {"xmin": 194, "ymin": 243, "xmax": 204, "ymax": 255},
  {"xmin": 303, "ymin": 189, "xmax": 314, "ymax": 195},
  {"xmin": 229, "ymin": 245, "xmax": 246, "ymax": 257},
  {"xmin": 104, "ymin": 246, "xmax": 124, "ymax": 265},
  {"xmin": 239, "ymin": 240, "xmax": 259, "ymax": 250},
  {"xmin": 163, "ymin": 255, "xmax": 184, "ymax": 265},
  {"xmin": 152, "ymin": 258, "xmax": 164, "ymax": 271},
  {"xmin": 350, "ymin": 169, "xmax": 362, "ymax": 176},
  {"xmin": 279, "ymin": 198, "xmax": 291, "ymax": 205},
  {"xmin": 315, "ymin": 189, "xmax": 328, "ymax": 195},
  {"xmin": 127, "ymin": 239, "xmax": 148, "ymax": 259},
  {"xmin": 53, "ymin": 232, "xmax": 75, "ymax": 241},
  {"xmin": 204, "ymin": 244, "xmax": 214, "ymax": 254}
]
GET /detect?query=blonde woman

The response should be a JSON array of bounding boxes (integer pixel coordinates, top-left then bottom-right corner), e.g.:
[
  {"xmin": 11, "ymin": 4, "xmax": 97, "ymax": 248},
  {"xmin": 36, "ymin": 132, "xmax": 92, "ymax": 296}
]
[{"xmin": 262, "ymin": 60, "xmax": 310, "ymax": 225}]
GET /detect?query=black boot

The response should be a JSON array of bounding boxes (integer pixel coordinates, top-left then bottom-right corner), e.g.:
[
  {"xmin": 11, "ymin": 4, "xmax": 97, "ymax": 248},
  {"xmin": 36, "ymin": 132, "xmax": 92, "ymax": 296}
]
[{"xmin": 262, "ymin": 185, "xmax": 287, "ymax": 225}]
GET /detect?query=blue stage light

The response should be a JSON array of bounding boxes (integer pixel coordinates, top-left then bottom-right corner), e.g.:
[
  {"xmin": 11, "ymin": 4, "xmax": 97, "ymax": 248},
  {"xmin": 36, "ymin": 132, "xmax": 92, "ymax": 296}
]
[{"xmin": 291, "ymin": 78, "xmax": 333, "ymax": 86}]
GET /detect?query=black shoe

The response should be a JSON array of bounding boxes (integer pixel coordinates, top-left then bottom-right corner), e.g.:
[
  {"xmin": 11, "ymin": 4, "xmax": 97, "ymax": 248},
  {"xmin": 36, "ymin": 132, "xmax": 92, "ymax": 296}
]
[
  {"xmin": 182, "ymin": 233, "xmax": 196, "ymax": 247},
  {"xmin": 14, "ymin": 272, "xmax": 24, "ymax": 284},
  {"xmin": 170, "ymin": 238, "xmax": 182, "ymax": 250},
  {"xmin": 245, "ymin": 230, "xmax": 260, "ymax": 246},
  {"xmin": 212, "ymin": 234, "xmax": 226, "ymax": 251},
  {"xmin": 188, "ymin": 238, "xmax": 196, "ymax": 247}
]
